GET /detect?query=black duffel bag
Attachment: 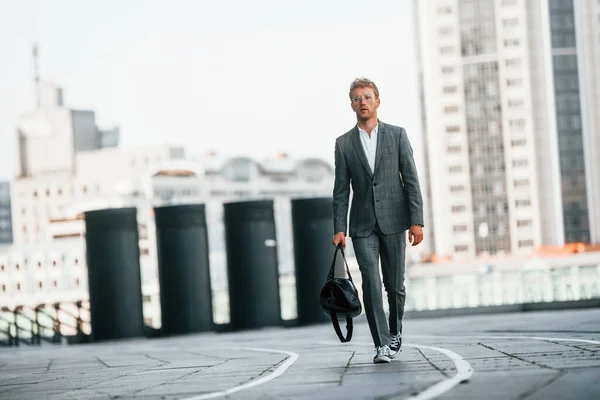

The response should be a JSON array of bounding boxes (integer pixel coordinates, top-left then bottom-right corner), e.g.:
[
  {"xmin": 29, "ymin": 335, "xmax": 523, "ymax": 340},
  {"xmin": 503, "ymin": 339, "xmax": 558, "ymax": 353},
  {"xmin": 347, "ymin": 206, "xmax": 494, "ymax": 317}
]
[{"xmin": 319, "ymin": 244, "xmax": 362, "ymax": 342}]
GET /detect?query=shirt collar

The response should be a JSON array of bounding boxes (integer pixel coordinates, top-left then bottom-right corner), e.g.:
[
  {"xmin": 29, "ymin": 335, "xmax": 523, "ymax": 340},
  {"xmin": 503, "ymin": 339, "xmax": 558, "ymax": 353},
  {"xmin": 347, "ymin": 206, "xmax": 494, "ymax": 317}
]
[{"xmin": 358, "ymin": 124, "xmax": 378, "ymax": 137}]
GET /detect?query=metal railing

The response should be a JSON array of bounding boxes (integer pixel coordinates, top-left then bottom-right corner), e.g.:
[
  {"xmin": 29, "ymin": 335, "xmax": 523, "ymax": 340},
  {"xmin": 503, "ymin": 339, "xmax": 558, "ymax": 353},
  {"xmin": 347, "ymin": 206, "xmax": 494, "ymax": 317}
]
[
  {"xmin": 404, "ymin": 264, "xmax": 600, "ymax": 311},
  {"xmin": 0, "ymin": 301, "xmax": 91, "ymax": 347}
]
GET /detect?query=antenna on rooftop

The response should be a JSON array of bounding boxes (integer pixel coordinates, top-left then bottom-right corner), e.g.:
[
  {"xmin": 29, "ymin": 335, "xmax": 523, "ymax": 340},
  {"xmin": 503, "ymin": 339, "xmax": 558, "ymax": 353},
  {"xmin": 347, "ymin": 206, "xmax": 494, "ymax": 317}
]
[{"xmin": 33, "ymin": 43, "xmax": 40, "ymax": 108}]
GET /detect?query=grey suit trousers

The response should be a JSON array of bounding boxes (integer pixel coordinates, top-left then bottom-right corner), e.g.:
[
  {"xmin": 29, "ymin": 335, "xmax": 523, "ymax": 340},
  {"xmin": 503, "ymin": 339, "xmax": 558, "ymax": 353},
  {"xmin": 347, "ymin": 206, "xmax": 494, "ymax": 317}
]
[{"xmin": 352, "ymin": 221, "xmax": 406, "ymax": 348}]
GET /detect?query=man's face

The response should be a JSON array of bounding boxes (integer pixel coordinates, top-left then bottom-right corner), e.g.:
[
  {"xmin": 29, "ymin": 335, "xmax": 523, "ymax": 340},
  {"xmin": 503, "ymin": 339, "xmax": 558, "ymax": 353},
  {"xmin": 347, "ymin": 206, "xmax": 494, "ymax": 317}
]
[{"xmin": 350, "ymin": 87, "xmax": 380, "ymax": 121}]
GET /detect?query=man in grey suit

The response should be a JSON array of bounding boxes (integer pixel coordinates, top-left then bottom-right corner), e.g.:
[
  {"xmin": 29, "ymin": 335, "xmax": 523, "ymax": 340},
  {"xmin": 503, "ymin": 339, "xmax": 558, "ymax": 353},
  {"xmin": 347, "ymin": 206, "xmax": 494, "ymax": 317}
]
[{"xmin": 332, "ymin": 78, "xmax": 424, "ymax": 364}]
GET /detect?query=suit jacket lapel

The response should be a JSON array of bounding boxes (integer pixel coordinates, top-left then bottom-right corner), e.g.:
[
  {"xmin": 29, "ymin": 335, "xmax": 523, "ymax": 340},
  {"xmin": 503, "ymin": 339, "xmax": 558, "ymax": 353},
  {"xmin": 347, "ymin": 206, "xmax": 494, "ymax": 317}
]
[
  {"xmin": 350, "ymin": 126, "xmax": 374, "ymax": 178},
  {"xmin": 373, "ymin": 121, "xmax": 386, "ymax": 176}
]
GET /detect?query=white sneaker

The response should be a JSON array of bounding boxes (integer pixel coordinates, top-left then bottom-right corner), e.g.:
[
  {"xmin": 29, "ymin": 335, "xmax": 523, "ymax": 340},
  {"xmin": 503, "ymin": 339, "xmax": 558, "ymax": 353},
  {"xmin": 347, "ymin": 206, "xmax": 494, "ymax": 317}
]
[
  {"xmin": 373, "ymin": 345, "xmax": 391, "ymax": 363},
  {"xmin": 390, "ymin": 333, "xmax": 402, "ymax": 359}
]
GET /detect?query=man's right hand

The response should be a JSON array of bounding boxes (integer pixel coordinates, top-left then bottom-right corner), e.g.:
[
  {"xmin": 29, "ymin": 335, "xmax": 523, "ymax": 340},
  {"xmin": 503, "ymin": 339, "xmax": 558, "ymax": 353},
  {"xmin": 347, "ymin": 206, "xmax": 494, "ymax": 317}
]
[{"xmin": 332, "ymin": 232, "xmax": 346, "ymax": 248}]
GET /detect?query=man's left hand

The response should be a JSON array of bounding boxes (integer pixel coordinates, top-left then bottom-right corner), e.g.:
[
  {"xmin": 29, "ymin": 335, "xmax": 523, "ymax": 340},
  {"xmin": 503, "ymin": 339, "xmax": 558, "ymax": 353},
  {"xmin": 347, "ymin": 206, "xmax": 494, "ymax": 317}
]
[{"xmin": 408, "ymin": 225, "xmax": 423, "ymax": 246}]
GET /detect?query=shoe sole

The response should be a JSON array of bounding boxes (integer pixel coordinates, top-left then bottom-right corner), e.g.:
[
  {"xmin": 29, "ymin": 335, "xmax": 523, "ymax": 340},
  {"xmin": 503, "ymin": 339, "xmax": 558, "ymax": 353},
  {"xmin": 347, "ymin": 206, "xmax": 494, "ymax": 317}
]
[{"xmin": 373, "ymin": 356, "xmax": 391, "ymax": 363}]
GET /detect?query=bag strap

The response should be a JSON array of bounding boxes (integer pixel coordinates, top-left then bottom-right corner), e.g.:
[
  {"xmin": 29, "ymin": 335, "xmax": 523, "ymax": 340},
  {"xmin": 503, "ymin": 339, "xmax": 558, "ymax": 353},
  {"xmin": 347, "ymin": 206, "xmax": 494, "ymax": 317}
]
[
  {"xmin": 327, "ymin": 244, "xmax": 354, "ymax": 282},
  {"xmin": 329, "ymin": 311, "xmax": 353, "ymax": 343}
]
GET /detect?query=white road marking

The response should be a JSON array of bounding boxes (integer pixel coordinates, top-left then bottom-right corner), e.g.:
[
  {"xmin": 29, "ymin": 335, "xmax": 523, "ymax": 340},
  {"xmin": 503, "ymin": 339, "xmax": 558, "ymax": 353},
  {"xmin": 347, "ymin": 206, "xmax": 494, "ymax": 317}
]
[
  {"xmin": 409, "ymin": 334, "xmax": 600, "ymax": 345},
  {"xmin": 336, "ymin": 341, "xmax": 473, "ymax": 400},
  {"xmin": 181, "ymin": 347, "xmax": 299, "ymax": 400},
  {"xmin": 404, "ymin": 344, "xmax": 473, "ymax": 400},
  {"xmin": 478, "ymin": 335, "xmax": 600, "ymax": 345}
]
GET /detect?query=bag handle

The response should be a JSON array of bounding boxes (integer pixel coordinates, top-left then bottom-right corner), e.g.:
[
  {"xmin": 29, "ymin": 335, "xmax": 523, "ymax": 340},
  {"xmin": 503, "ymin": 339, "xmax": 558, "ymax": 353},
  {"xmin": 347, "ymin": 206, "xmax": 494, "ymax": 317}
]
[
  {"xmin": 330, "ymin": 311, "xmax": 353, "ymax": 343},
  {"xmin": 327, "ymin": 244, "xmax": 354, "ymax": 282}
]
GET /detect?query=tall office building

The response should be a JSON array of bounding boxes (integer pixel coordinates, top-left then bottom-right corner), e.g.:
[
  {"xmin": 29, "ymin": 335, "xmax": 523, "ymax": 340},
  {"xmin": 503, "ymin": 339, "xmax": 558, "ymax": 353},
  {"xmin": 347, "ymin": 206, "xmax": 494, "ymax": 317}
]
[
  {"xmin": 0, "ymin": 182, "xmax": 13, "ymax": 245},
  {"xmin": 415, "ymin": 0, "xmax": 600, "ymax": 258},
  {"xmin": 549, "ymin": 0, "xmax": 600, "ymax": 244}
]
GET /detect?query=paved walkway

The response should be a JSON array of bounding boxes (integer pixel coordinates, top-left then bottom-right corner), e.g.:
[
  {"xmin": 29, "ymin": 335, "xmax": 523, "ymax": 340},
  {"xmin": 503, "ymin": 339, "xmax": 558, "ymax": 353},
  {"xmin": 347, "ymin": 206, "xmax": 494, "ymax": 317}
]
[{"xmin": 1, "ymin": 309, "xmax": 599, "ymax": 399}]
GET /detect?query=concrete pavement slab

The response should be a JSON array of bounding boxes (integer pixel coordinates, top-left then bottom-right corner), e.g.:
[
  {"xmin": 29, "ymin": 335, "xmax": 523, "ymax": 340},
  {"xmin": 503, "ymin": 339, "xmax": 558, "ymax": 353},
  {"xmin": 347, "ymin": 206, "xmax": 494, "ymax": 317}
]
[{"xmin": 0, "ymin": 309, "xmax": 598, "ymax": 399}]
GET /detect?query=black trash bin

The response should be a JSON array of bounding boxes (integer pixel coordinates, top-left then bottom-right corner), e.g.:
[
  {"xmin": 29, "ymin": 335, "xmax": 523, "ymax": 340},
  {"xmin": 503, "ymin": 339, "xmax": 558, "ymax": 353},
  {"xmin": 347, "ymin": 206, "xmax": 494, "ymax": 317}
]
[
  {"xmin": 291, "ymin": 197, "xmax": 334, "ymax": 325},
  {"xmin": 224, "ymin": 200, "xmax": 281, "ymax": 330},
  {"xmin": 84, "ymin": 207, "xmax": 144, "ymax": 341},
  {"xmin": 154, "ymin": 204, "xmax": 213, "ymax": 335}
]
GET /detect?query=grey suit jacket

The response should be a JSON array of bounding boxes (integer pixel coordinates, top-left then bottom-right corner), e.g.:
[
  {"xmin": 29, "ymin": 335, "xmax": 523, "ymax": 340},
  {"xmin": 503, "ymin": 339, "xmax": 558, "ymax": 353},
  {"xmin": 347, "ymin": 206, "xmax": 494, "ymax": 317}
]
[{"xmin": 332, "ymin": 120, "xmax": 424, "ymax": 238}]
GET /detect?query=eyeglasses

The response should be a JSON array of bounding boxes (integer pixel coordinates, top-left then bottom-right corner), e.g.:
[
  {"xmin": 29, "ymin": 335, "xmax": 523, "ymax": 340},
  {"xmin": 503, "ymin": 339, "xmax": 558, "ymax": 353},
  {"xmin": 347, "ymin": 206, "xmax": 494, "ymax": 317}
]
[{"xmin": 351, "ymin": 94, "xmax": 375, "ymax": 103}]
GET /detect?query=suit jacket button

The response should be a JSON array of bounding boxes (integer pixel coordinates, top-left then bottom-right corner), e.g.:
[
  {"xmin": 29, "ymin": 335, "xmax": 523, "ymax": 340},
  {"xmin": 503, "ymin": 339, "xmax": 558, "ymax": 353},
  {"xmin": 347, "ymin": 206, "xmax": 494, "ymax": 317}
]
[{"xmin": 373, "ymin": 182, "xmax": 377, "ymax": 186}]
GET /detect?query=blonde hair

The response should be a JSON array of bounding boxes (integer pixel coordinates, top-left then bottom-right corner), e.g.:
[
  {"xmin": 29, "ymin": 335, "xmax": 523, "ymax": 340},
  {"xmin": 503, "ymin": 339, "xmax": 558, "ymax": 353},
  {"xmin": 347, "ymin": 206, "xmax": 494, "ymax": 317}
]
[{"xmin": 349, "ymin": 78, "xmax": 380, "ymax": 100}]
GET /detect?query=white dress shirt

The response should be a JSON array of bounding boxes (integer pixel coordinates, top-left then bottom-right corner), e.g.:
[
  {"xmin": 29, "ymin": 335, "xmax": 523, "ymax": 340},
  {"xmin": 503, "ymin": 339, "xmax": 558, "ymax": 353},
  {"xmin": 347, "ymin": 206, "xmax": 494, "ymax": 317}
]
[{"xmin": 358, "ymin": 124, "xmax": 378, "ymax": 174}]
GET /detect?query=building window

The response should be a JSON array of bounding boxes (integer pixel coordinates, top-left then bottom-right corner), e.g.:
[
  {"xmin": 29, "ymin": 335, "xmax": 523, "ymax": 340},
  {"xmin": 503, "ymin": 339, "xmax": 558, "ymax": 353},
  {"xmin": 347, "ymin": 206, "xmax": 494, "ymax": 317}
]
[
  {"xmin": 511, "ymin": 139, "xmax": 527, "ymax": 147},
  {"xmin": 443, "ymin": 86, "xmax": 458, "ymax": 94},
  {"xmin": 454, "ymin": 245, "xmax": 469, "ymax": 252},
  {"xmin": 508, "ymin": 99, "xmax": 524, "ymax": 108},
  {"xmin": 1, "ymin": 284, "xmax": 5, "ymax": 292},
  {"xmin": 16, "ymin": 283, "xmax": 21, "ymax": 291},
  {"xmin": 451, "ymin": 205, "xmax": 466, "ymax": 213},
  {"xmin": 440, "ymin": 46, "xmax": 455, "ymax": 55},
  {"xmin": 75, "ymin": 278, "xmax": 80, "ymax": 287},
  {"xmin": 447, "ymin": 145, "xmax": 462, "ymax": 153},
  {"xmin": 512, "ymin": 159, "xmax": 528, "ymax": 167},
  {"xmin": 82, "ymin": 186, "xmax": 88, "ymax": 194},
  {"xmin": 518, "ymin": 240, "xmax": 534, "ymax": 248},
  {"xmin": 510, "ymin": 119, "xmax": 526, "ymax": 131},
  {"xmin": 507, "ymin": 79, "xmax": 523, "ymax": 87},
  {"xmin": 453, "ymin": 225, "xmax": 468, "ymax": 232},
  {"xmin": 502, "ymin": 0, "xmax": 518, "ymax": 5},
  {"xmin": 38, "ymin": 281, "xmax": 43, "ymax": 289},
  {"xmin": 46, "ymin": 189, "xmax": 50, "ymax": 197},
  {"xmin": 53, "ymin": 280, "xmax": 58, "ymax": 288},
  {"xmin": 503, "ymin": 18, "xmax": 519, "ymax": 27},
  {"xmin": 494, "ymin": 182, "xmax": 504, "ymax": 195},
  {"xmin": 15, "ymin": 263, "xmax": 20, "ymax": 270},
  {"xmin": 439, "ymin": 27, "xmax": 454, "ymax": 35},
  {"xmin": 504, "ymin": 38, "xmax": 520, "ymax": 47},
  {"xmin": 444, "ymin": 105, "xmax": 459, "ymax": 113},
  {"xmin": 517, "ymin": 219, "xmax": 532, "ymax": 227},
  {"xmin": 141, "ymin": 248, "xmax": 150, "ymax": 256},
  {"xmin": 450, "ymin": 185, "xmax": 465, "ymax": 193},
  {"xmin": 514, "ymin": 179, "xmax": 530, "ymax": 188},
  {"xmin": 58, "ymin": 188, "xmax": 63, "ymax": 196},
  {"xmin": 33, "ymin": 190, "xmax": 38, "ymax": 197},
  {"xmin": 442, "ymin": 66, "xmax": 455, "ymax": 74},
  {"xmin": 449, "ymin": 165, "xmax": 463, "ymax": 173},
  {"xmin": 0, "ymin": 264, "xmax": 4, "ymax": 272},
  {"xmin": 506, "ymin": 59, "xmax": 522, "ymax": 69},
  {"xmin": 438, "ymin": 6, "xmax": 452, "ymax": 15},
  {"xmin": 37, "ymin": 261, "xmax": 42, "ymax": 268},
  {"xmin": 515, "ymin": 199, "xmax": 531, "ymax": 207},
  {"xmin": 446, "ymin": 126, "xmax": 460, "ymax": 133}
]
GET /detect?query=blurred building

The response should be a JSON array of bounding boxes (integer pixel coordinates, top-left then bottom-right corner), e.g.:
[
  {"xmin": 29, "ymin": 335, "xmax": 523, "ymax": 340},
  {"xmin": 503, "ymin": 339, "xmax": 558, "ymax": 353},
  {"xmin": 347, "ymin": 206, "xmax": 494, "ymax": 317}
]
[
  {"xmin": 12, "ymin": 80, "xmax": 127, "ymax": 245},
  {"xmin": 415, "ymin": 0, "xmax": 600, "ymax": 259},
  {"xmin": 0, "ymin": 181, "xmax": 13, "ymax": 245},
  {"xmin": 1, "ymin": 46, "xmax": 337, "ymax": 325},
  {"xmin": 5, "ymin": 76, "xmax": 334, "ymax": 325},
  {"xmin": 16, "ymin": 82, "xmax": 118, "ymax": 180},
  {"xmin": 2, "ymin": 151, "xmax": 334, "ymax": 325}
]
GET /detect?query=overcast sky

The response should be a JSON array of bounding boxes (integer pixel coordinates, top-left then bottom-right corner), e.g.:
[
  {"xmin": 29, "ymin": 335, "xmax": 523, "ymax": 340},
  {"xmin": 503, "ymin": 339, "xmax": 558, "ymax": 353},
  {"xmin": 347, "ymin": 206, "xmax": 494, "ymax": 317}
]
[{"xmin": 0, "ymin": 0, "xmax": 422, "ymax": 180}]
